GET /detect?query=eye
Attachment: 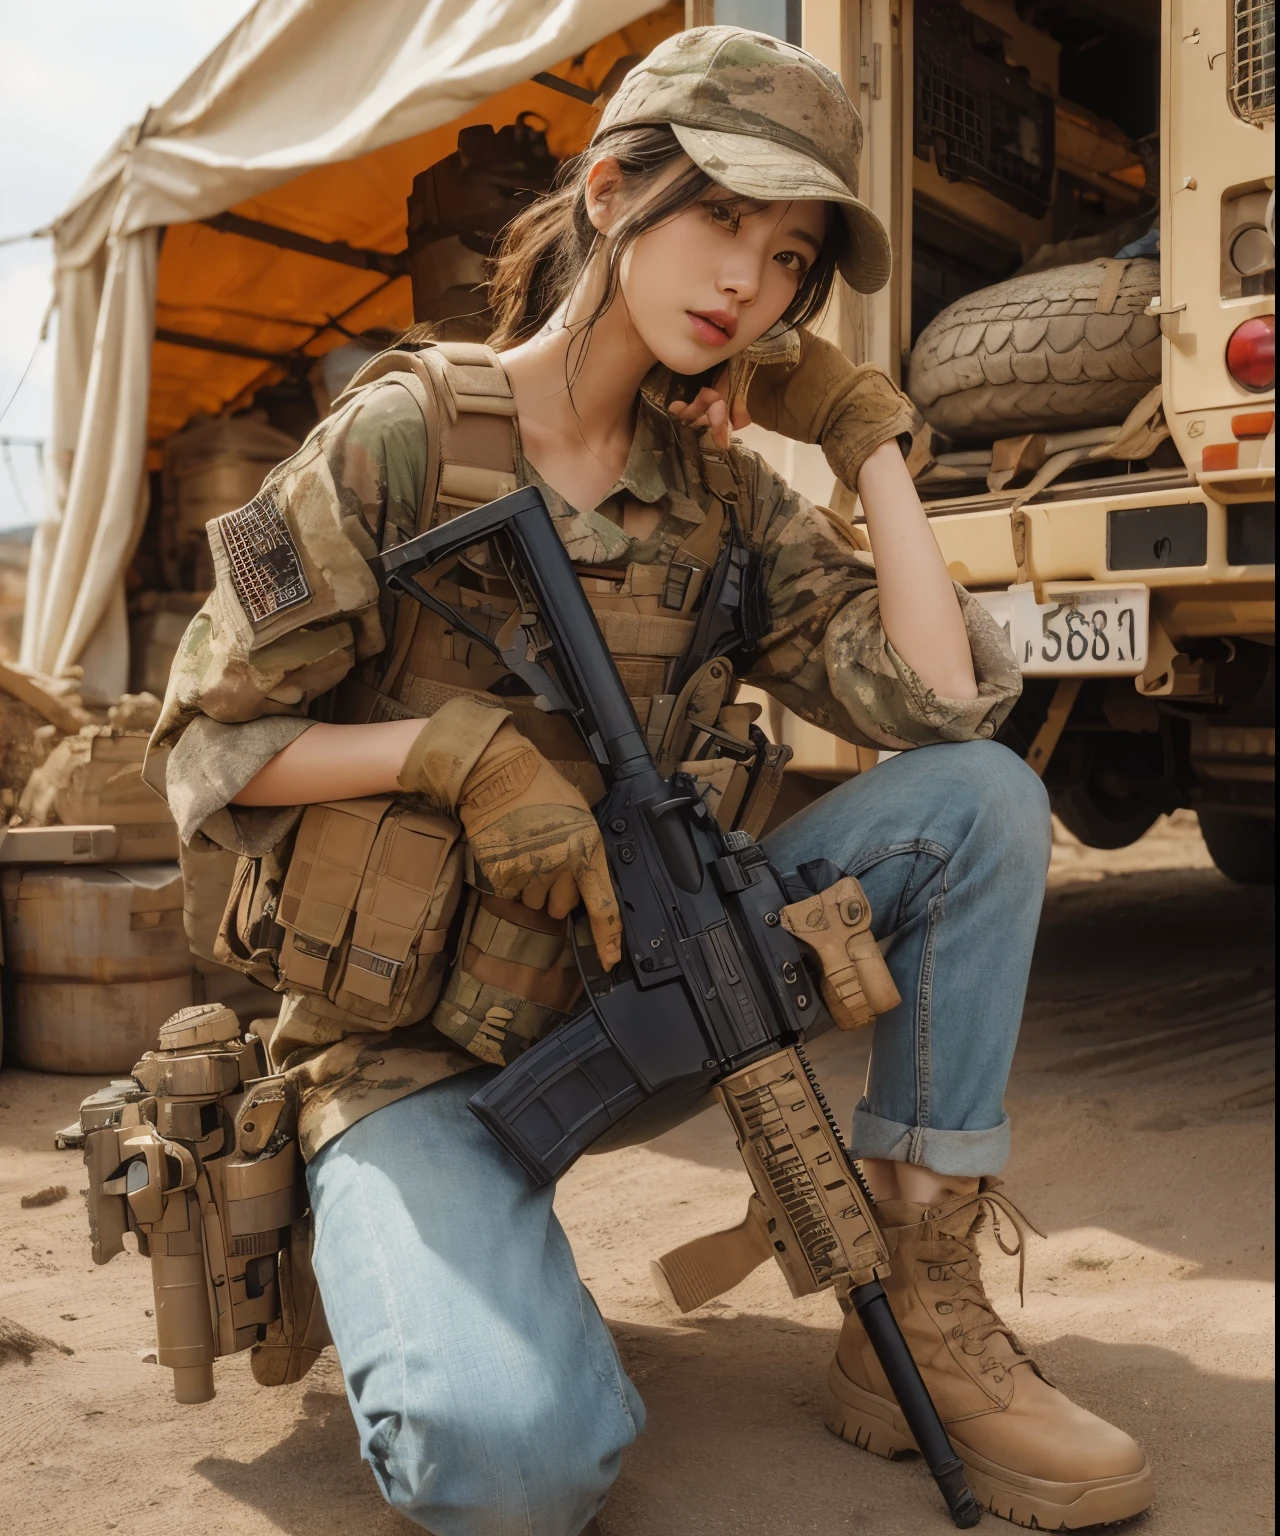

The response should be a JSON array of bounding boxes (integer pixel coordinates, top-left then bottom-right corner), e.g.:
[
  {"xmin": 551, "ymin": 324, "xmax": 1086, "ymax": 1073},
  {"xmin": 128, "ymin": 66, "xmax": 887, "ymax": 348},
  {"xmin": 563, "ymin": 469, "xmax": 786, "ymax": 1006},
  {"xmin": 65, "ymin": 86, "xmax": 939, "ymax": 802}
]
[
  {"xmin": 774, "ymin": 249, "xmax": 810, "ymax": 279},
  {"xmin": 706, "ymin": 202, "xmax": 742, "ymax": 233}
]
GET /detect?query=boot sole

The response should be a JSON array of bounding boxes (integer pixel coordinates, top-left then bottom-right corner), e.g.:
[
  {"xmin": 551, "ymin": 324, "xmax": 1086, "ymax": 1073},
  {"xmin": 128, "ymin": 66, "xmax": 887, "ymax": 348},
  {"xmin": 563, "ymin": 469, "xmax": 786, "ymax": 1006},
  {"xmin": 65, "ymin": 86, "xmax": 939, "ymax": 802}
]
[{"xmin": 824, "ymin": 1359, "xmax": 1154, "ymax": 1529}]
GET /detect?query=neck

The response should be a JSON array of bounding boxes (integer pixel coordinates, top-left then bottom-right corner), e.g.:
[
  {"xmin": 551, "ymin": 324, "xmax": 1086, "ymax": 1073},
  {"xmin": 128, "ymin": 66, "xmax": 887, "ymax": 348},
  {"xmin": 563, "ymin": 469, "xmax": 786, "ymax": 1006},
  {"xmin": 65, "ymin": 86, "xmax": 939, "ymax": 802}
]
[{"xmin": 498, "ymin": 253, "xmax": 657, "ymax": 476}]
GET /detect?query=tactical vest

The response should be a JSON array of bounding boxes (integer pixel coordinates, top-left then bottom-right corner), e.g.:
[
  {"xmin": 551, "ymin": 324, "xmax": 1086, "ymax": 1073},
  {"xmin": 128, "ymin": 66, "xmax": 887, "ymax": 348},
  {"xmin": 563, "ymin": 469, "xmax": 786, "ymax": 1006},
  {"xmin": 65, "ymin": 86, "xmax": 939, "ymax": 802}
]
[
  {"xmin": 279, "ymin": 341, "xmax": 790, "ymax": 1067},
  {"xmin": 329, "ymin": 342, "xmax": 785, "ymax": 823}
]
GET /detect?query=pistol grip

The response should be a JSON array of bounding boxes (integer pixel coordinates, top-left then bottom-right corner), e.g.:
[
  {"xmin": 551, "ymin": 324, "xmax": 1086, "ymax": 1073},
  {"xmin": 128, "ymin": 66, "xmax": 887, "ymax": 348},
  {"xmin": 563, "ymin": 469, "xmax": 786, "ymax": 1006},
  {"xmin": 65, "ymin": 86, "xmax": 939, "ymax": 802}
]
[{"xmin": 650, "ymin": 1197, "xmax": 775, "ymax": 1313}]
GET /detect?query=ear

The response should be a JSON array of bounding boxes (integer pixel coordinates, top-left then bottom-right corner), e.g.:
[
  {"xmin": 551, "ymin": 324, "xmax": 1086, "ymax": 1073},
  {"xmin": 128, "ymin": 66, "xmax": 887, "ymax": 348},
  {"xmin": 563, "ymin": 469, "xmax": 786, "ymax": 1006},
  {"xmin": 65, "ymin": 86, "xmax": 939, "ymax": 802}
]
[{"xmin": 584, "ymin": 156, "xmax": 626, "ymax": 236}]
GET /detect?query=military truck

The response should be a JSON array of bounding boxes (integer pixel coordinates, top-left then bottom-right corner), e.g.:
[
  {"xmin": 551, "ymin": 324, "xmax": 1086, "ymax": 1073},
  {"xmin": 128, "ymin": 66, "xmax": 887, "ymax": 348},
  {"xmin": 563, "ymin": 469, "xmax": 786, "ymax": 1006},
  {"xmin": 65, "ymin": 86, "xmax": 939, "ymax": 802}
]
[{"xmin": 804, "ymin": 0, "xmax": 1274, "ymax": 883}]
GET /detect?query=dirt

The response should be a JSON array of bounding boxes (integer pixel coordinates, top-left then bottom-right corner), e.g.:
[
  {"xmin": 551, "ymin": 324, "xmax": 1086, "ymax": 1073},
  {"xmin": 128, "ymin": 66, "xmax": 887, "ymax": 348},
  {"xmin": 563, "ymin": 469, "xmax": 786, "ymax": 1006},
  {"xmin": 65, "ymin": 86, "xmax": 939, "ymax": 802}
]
[{"xmin": 0, "ymin": 810, "xmax": 1272, "ymax": 1535}]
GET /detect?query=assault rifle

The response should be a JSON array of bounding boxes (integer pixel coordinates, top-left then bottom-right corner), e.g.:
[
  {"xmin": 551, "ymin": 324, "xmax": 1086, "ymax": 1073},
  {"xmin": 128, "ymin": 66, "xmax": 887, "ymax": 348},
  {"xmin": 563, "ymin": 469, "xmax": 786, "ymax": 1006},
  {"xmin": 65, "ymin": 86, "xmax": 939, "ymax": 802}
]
[{"xmin": 382, "ymin": 487, "xmax": 981, "ymax": 1528}]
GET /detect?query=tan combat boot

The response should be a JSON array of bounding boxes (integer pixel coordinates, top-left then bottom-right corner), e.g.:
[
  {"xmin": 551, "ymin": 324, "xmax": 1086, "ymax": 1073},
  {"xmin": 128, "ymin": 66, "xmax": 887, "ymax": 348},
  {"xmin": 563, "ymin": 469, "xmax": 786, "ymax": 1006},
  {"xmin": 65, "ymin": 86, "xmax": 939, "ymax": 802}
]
[{"xmin": 825, "ymin": 1181, "xmax": 1153, "ymax": 1529}]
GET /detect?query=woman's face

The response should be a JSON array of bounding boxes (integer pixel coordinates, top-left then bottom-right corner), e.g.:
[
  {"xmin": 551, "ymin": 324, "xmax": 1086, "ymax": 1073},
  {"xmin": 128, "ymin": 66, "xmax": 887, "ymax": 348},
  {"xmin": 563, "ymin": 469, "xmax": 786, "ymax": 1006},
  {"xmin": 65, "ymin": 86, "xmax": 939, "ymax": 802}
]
[{"xmin": 587, "ymin": 156, "xmax": 829, "ymax": 374}]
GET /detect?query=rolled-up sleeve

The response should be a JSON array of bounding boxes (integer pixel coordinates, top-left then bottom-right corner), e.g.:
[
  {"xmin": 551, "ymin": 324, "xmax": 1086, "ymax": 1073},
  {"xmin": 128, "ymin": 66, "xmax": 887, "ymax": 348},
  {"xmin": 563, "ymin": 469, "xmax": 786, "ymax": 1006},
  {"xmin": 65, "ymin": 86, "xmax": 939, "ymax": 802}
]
[
  {"xmin": 165, "ymin": 714, "xmax": 315, "ymax": 854},
  {"xmin": 821, "ymin": 583, "xmax": 1022, "ymax": 748},
  {"xmin": 742, "ymin": 452, "xmax": 1021, "ymax": 750}
]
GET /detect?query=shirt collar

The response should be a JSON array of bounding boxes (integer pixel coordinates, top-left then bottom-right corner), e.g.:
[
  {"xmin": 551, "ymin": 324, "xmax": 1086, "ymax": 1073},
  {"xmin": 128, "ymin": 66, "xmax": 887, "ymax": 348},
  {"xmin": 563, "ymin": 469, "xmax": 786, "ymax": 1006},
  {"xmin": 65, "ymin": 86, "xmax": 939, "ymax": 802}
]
[
  {"xmin": 519, "ymin": 394, "xmax": 675, "ymax": 515},
  {"xmin": 611, "ymin": 395, "xmax": 675, "ymax": 505}
]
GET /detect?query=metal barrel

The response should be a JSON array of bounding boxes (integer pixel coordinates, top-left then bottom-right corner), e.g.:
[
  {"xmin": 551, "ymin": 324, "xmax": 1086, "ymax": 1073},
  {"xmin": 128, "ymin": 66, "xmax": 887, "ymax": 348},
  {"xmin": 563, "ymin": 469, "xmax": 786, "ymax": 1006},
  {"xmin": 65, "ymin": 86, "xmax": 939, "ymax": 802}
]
[{"xmin": 848, "ymin": 1281, "xmax": 982, "ymax": 1528}]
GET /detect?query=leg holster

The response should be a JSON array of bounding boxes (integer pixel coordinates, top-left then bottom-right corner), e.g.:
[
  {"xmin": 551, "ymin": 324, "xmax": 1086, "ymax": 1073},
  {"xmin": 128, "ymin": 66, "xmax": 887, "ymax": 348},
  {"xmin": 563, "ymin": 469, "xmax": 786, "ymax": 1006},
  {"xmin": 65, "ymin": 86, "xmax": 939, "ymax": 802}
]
[{"xmin": 79, "ymin": 1001, "xmax": 322, "ymax": 1402}]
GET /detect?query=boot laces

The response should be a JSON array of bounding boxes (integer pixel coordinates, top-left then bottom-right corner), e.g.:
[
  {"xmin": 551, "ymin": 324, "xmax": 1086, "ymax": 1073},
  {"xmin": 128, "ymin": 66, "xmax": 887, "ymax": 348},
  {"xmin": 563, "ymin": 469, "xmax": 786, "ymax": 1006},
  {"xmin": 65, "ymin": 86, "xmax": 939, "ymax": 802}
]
[{"xmin": 910, "ymin": 1182, "xmax": 1045, "ymax": 1371}]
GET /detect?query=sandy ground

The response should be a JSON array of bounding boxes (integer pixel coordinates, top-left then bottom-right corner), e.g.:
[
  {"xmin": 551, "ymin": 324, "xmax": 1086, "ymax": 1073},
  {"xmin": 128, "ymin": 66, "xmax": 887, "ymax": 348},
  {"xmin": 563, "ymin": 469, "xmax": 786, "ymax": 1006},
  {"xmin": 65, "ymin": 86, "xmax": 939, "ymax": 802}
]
[{"xmin": 0, "ymin": 811, "xmax": 1272, "ymax": 1536}]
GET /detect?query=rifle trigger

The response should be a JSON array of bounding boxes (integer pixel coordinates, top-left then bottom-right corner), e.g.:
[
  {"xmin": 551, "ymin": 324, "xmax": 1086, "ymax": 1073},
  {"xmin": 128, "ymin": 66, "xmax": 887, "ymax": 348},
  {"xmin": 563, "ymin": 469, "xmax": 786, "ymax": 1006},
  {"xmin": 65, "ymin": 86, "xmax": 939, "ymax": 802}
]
[{"xmin": 649, "ymin": 794, "xmax": 698, "ymax": 817}]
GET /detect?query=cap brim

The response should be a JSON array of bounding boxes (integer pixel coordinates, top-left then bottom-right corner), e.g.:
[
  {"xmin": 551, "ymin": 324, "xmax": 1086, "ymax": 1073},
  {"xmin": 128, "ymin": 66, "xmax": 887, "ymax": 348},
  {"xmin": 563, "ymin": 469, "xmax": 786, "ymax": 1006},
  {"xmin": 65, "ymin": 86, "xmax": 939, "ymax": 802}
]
[{"xmin": 671, "ymin": 123, "xmax": 892, "ymax": 295}]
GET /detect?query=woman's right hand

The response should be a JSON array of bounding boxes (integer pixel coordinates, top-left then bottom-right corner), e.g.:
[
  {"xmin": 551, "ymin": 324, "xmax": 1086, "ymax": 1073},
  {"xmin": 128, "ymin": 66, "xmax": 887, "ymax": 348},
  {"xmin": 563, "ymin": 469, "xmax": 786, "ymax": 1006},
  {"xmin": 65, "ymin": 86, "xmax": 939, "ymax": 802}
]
[{"xmin": 455, "ymin": 724, "xmax": 622, "ymax": 970}]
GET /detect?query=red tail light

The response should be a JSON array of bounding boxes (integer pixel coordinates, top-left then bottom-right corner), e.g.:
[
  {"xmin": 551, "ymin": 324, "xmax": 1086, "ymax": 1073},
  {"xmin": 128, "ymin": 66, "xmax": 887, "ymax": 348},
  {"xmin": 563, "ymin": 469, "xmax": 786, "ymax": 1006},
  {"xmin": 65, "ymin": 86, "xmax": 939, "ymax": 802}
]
[{"xmin": 1226, "ymin": 315, "xmax": 1275, "ymax": 393}]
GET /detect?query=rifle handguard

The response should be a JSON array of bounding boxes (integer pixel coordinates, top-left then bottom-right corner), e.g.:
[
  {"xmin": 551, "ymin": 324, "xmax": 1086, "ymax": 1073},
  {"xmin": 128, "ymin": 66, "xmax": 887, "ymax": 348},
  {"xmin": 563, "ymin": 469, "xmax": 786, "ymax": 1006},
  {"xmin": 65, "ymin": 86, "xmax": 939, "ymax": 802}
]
[
  {"xmin": 652, "ymin": 1046, "xmax": 890, "ymax": 1314},
  {"xmin": 779, "ymin": 876, "xmax": 901, "ymax": 1028}
]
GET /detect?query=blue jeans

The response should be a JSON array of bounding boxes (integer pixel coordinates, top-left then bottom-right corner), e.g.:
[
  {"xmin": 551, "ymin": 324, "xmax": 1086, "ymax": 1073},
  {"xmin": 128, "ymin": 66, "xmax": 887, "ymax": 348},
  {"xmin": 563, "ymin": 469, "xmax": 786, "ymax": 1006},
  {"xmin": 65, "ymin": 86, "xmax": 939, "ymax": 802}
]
[
  {"xmin": 309, "ymin": 741, "xmax": 1049, "ymax": 1535},
  {"xmin": 309, "ymin": 1071, "xmax": 644, "ymax": 1536},
  {"xmin": 765, "ymin": 740, "xmax": 1051, "ymax": 1175}
]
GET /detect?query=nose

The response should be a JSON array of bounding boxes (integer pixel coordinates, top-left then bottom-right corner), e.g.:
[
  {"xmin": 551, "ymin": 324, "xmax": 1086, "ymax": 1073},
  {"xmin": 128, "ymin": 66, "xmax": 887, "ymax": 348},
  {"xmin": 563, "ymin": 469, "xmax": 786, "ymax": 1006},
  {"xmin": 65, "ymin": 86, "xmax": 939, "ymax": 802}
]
[{"xmin": 718, "ymin": 258, "xmax": 761, "ymax": 307}]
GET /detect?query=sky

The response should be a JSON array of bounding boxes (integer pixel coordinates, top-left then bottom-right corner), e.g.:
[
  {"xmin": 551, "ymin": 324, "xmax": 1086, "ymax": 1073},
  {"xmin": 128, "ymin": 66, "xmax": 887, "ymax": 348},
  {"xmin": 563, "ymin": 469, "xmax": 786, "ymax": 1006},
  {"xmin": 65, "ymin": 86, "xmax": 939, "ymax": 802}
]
[{"xmin": 0, "ymin": 1, "xmax": 252, "ymax": 530}]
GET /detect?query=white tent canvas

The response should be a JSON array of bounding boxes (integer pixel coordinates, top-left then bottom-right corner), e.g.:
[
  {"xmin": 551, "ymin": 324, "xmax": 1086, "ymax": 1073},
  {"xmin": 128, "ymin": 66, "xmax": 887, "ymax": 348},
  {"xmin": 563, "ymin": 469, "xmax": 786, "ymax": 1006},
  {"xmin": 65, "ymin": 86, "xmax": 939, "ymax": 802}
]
[{"xmin": 22, "ymin": 0, "xmax": 661, "ymax": 699}]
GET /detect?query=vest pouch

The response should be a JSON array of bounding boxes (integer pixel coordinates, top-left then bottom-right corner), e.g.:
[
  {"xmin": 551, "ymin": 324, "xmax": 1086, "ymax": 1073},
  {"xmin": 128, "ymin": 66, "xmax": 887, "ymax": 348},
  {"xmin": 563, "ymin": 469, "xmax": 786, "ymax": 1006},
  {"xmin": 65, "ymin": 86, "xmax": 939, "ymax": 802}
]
[
  {"xmin": 277, "ymin": 797, "xmax": 464, "ymax": 1028},
  {"xmin": 215, "ymin": 840, "xmax": 292, "ymax": 989},
  {"xmin": 429, "ymin": 890, "xmax": 578, "ymax": 1066},
  {"xmin": 277, "ymin": 799, "xmax": 386, "ymax": 996}
]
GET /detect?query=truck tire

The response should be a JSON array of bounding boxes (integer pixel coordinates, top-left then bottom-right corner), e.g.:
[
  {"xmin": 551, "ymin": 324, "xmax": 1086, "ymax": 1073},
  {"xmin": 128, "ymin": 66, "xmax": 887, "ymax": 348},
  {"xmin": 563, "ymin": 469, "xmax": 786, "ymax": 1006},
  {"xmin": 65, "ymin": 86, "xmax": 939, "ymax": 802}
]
[
  {"xmin": 1052, "ymin": 779, "xmax": 1165, "ymax": 849},
  {"xmin": 908, "ymin": 258, "xmax": 1161, "ymax": 441},
  {"xmin": 1197, "ymin": 811, "xmax": 1276, "ymax": 885}
]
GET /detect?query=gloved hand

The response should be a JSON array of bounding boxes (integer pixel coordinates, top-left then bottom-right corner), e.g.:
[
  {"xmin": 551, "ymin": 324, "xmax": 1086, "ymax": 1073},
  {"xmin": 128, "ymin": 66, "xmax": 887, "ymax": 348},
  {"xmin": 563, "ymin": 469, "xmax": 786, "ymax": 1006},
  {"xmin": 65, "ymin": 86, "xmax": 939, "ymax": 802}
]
[
  {"xmin": 745, "ymin": 329, "xmax": 920, "ymax": 490},
  {"xmin": 667, "ymin": 327, "xmax": 919, "ymax": 491},
  {"xmin": 399, "ymin": 698, "xmax": 621, "ymax": 969}
]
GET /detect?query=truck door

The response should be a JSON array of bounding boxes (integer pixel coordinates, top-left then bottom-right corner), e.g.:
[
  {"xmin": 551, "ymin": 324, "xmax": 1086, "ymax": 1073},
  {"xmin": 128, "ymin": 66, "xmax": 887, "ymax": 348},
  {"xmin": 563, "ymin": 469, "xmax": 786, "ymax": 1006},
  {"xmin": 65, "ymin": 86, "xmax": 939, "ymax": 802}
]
[{"xmin": 1162, "ymin": 0, "xmax": 1275, "ymax": 475}]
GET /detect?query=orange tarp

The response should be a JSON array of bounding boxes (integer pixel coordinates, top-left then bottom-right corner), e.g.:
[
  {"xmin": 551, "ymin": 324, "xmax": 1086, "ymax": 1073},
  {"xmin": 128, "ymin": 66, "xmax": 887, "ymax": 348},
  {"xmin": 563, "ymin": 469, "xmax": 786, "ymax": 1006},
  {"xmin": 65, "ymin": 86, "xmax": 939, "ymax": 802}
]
[{"xmin": 149, "ymin": 4, "xmax": 682, "ymax": 454}]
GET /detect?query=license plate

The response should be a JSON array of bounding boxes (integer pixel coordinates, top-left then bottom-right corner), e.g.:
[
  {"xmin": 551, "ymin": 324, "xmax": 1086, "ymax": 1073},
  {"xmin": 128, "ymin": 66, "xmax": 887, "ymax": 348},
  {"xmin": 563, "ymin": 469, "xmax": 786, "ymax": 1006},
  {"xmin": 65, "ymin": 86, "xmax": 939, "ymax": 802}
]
[{"xmin": 973, "ymin": 583, "xmax": 1149, "ymax": 676}]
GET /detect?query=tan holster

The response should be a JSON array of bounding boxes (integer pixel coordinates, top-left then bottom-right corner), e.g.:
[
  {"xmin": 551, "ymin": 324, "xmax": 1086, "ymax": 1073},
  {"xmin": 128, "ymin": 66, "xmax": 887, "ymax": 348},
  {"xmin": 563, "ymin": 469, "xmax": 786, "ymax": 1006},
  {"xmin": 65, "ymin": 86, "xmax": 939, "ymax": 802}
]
[
  {"xmin": 79, "ymin": 1001, "xmax": 327, "ymax": 1402},
  {"xmin": 778, "ymin": 875, "xmax": 901, "ymax": 1029}
]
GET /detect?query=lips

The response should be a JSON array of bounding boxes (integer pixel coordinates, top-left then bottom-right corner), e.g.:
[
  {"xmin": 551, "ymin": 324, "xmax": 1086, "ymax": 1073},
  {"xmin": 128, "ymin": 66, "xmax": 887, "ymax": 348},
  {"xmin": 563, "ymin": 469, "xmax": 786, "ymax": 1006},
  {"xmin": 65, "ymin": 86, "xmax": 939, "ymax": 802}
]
[{"xmin": 687, "ymin": 308, "xmax": 737, "ymax": 345}]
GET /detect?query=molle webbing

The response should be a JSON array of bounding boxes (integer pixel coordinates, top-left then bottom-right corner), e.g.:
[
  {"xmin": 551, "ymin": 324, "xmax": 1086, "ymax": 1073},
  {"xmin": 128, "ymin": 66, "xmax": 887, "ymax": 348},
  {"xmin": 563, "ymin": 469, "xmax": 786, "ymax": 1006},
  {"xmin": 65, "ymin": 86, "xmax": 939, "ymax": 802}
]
[
  {"xmin": 335, "ymin": 342, "xmax": 762, "ymax": 811},
  {"xmin": 428, "ymin": 892, "xmax": 581, "ymax": 1065},
  {"xmin": 381, "ymin": 556, "xmax": 706, "ymax": 724},
  {"xmin": 338, "ymin": 342, "xmax": 760, "ymax": 764}
]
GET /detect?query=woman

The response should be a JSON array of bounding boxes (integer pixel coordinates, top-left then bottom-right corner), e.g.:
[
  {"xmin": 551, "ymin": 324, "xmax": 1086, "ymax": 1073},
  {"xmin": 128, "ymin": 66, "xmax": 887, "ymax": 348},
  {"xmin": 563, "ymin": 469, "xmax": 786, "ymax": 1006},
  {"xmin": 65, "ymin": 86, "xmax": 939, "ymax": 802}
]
[{"xmin": 154, "ymin": 26, "xmax": 1152, "ymax": 1536}]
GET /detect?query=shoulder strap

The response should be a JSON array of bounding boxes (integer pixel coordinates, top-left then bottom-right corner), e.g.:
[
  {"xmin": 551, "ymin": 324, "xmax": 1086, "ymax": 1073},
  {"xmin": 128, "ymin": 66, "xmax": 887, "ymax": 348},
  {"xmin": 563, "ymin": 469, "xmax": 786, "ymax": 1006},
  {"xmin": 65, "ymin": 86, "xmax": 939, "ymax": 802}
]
[
  {"xmin": 418, "ymin": 342, "xmax": 520, "ymax": 523},
  {"xmin": 335, "ymin": 342, "xmax": 520, "ymax": 701},
  {"xmin": 335, "ymin": 341, "xmax": 520, "ymax": 530}
]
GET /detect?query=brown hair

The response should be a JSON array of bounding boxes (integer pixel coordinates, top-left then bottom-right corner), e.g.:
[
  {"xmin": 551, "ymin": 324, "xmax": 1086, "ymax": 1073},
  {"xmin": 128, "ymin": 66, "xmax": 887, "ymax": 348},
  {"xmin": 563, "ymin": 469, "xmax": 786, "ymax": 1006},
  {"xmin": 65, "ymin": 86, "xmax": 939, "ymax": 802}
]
[{"xmin": 486, "ymin": 124, "xmax": 842, "ymax": 363}]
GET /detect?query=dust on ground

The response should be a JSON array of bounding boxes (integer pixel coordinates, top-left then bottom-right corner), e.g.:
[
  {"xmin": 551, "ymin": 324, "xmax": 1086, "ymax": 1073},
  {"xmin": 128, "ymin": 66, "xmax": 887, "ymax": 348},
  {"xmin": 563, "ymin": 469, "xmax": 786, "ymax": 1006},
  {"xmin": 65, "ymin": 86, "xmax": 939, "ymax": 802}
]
[{"xmin": 0, "ymin": 811, "xmax": 1272, "ymax": 1535}]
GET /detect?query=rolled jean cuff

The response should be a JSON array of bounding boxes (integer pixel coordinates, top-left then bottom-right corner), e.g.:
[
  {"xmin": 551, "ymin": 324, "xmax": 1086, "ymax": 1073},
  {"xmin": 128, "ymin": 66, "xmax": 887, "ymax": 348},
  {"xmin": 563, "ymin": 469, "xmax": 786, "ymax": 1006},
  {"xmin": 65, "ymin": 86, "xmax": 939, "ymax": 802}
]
[{"xmin": 849, "ymin": 1098, "xmax": 1011, "ymax": 1177}]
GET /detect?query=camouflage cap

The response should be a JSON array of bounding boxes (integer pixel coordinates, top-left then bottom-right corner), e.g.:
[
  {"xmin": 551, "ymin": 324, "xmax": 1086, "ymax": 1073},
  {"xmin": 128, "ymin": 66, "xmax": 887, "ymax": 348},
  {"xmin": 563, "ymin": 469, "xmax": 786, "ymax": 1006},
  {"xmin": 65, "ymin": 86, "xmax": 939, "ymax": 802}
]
[{"xmin": 595, "ymin": 26, "xmax": 891, "ymax": 295}]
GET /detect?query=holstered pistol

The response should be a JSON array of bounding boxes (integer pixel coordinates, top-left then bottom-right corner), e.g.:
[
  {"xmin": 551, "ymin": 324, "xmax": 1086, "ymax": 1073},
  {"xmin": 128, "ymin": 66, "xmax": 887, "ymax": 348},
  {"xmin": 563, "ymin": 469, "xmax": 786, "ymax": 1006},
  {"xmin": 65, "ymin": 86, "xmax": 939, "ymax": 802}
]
[{"xmin": 80, "ymin": 1002, "xmax": 306, "ymax": 1402}]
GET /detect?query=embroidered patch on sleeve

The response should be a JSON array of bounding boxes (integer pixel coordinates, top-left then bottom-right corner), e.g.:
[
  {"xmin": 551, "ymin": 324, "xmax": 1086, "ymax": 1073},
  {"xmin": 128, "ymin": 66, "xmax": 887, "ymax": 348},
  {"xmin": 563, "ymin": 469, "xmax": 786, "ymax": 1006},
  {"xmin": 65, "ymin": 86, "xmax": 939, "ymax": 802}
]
[{"xmin": 214, "ymin": 491, "xmax": 312, "ymax": 629}]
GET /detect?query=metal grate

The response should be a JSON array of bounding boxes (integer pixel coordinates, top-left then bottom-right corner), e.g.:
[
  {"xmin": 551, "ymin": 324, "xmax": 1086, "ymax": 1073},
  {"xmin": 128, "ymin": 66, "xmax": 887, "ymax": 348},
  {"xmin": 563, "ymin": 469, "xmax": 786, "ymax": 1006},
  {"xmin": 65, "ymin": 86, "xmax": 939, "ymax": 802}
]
[
  {"xmin": 914, "ymin": 0, "xmax": 1056, "ymax": 218},
  {"xmin": 1231, "ymin": 0, "xmax": 1276, "ymax": 124}
]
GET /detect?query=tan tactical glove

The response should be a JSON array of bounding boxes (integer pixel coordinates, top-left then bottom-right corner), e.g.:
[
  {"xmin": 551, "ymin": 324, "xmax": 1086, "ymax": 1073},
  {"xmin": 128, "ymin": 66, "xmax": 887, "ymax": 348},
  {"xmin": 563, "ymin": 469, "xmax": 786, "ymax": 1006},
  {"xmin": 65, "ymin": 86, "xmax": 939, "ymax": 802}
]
[
  {"xmin": 399, "ymin": 697, "xmax": 621, "ymax": 969},
  {"xmin": 743, "ymin": 328, "xmax": 920, "ymax": 491}
]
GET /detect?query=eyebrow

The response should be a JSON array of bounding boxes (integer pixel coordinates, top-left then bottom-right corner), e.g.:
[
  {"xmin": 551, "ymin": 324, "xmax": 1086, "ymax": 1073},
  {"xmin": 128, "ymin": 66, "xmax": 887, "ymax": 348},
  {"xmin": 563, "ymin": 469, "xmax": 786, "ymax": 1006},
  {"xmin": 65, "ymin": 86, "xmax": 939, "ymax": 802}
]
[{"xmin": 784, "ymin": 227, "xmax": 823, "ymax": 254}]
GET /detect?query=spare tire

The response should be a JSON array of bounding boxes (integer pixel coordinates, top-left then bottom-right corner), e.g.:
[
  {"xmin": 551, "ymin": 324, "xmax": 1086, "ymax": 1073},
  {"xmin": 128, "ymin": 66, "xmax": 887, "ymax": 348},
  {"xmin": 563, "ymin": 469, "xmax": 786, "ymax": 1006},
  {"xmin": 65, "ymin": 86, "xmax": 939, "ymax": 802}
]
[{"xmin": 908, "ymin": 257, "xmax": 1161, "ymax": 442}]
